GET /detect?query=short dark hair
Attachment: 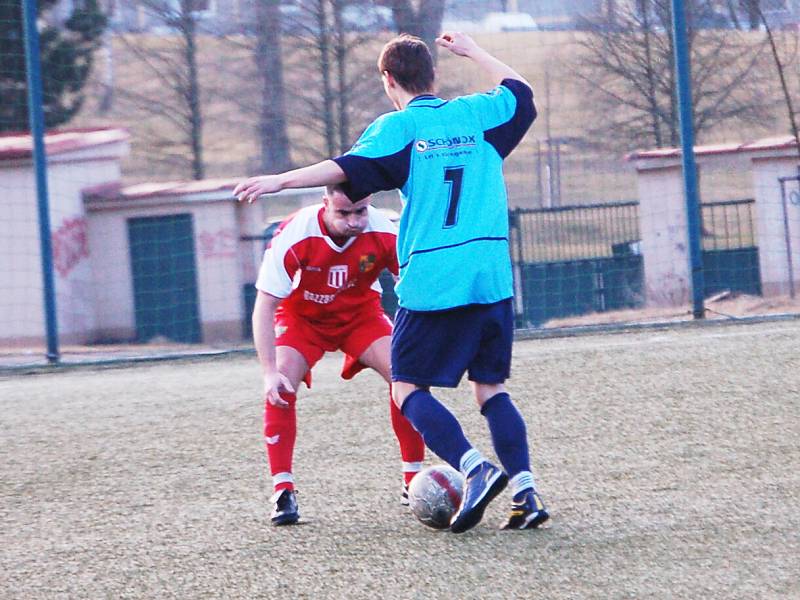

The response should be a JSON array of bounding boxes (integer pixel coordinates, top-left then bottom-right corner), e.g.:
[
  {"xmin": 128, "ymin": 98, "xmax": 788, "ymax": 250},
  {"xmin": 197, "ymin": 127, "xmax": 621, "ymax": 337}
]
[
  {"xmin": 327, "ymin": 182, "xmax": 366, "ymax": 203},
  {"xmin": 378, "ymin": 34, "xmax": 435, "ymax": 95},
  {"xmin": 325, "ymin": 183, "xmax": 348, "ymax": 196}
]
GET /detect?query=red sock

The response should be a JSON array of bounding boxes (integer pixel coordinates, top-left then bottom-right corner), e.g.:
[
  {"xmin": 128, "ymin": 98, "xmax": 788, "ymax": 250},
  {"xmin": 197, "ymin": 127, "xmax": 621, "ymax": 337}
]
[
  {"xmin": 264, "ymin": 392, "xmax": 297, "ymax": 492},
  {"xmin": 389, "ymin": 390, "xmax": 425, "ymax": 485}
]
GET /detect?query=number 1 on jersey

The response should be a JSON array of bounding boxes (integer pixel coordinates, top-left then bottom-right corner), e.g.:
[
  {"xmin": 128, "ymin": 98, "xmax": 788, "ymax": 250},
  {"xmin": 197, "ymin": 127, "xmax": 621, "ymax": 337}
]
[{"xmin": 443, "ymin": 166, "xmax": 464, "ymax": 228}]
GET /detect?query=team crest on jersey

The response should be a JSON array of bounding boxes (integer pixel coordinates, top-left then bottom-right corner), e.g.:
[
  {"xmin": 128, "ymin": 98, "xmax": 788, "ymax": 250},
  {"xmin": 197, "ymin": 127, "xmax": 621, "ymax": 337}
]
[
  {"xmin": 359, "ymin": 253, "xmax": 377, "ymax": 273},
  {"xmin": 327, "ymin": 265, "xmax": 348, "ymax": 289}
]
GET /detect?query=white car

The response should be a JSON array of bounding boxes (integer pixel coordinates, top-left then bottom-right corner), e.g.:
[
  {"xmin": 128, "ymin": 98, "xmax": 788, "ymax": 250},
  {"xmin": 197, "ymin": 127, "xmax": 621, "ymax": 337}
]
[
  {"xmin": 440, "ymin": 19, "xmax": 482, "ymax": 33},
  {"xmin": 481, "ymin": 12, "xmax": 539, "ymax": 32}
]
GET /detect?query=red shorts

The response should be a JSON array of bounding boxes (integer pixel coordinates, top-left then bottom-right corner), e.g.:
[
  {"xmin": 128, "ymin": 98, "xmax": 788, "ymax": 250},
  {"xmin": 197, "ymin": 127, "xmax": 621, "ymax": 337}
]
[{"xmin": 275, "ymin": 310, "xmax": 392, "ymax": 388}]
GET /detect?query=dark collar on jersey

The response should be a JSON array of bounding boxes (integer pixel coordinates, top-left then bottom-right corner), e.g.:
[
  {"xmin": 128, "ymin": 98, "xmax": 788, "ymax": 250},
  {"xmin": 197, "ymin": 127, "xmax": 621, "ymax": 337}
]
[{"xmin": 408, "ymin": 94, "xmax": 445, "ymax": 108}]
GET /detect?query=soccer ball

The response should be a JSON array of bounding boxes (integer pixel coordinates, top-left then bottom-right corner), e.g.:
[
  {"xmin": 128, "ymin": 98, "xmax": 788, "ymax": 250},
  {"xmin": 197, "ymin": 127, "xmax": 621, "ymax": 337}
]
[{"xmin": 407, "ymin": 465, "xmax": 464, "ymax": 529}]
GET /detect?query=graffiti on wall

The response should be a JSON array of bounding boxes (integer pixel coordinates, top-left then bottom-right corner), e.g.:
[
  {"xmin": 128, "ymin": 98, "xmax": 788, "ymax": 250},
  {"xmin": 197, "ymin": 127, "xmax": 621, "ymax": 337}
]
[
  {"xmin": 52, "ymin": 217, "xmax": 89, "ymax": 278},
  {"xmin": 198, "ymin": 228, "xmax": 237, "ymax": 259}
]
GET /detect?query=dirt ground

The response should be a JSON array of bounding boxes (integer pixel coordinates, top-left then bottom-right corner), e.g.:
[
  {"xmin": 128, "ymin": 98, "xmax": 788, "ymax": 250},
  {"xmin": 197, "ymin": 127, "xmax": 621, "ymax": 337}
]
[
  {"xmin": 1, "ymin": 320, "xmax": 799, "ymax": 599},
  {"xmin": 544, "ymin": 293, "xmax": 800, "ymax": 329}
]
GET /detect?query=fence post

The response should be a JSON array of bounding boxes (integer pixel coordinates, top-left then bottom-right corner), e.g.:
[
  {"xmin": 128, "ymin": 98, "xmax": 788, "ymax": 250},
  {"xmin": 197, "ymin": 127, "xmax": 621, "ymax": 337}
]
[
  {"xmin": 22, "ymin": 0, "xmax": 60, "ymax": 362},
  {"xmin": 779, "ymin": 178, "xmax": 796, "ymax": 298},
  {"xmin": 671, "ymin": 0, "xmax": 705, "ymax": 319}
]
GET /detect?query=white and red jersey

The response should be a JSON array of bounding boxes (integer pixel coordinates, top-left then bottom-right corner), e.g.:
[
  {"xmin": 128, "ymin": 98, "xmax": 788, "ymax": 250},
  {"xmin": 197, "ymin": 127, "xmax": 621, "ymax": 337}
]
[{"xmin": 256, "ymin": 204, "xmax": 398, "ymax": 326}]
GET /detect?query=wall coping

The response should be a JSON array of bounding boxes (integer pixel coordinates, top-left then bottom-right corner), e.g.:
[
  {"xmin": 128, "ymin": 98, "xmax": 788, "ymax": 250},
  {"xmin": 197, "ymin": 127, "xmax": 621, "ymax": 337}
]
[
  {"xmin": 627, "ymin": 135, "xmax": 799, "ymax": 171},
  {"xmin": 83, "ymin": 179, "xmax": 323, "ymax": 211},
  {"xmin": 0, "ymin": 127, "xmax": 130, "ymax": 162}
]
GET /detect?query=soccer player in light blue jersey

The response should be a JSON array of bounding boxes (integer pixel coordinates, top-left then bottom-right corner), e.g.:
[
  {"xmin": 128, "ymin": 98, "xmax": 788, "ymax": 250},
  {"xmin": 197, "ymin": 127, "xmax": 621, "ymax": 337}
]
[{"xmin": 235, "ymin": 32, "xmax": 549, "ymax": 533}]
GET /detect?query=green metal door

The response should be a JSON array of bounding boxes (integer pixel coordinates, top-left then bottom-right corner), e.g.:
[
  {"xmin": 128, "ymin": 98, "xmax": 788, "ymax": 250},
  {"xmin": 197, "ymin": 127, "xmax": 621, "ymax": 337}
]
[{"xmin": 128, "ymin": 214, "xmax": 201, "ymax": 343}]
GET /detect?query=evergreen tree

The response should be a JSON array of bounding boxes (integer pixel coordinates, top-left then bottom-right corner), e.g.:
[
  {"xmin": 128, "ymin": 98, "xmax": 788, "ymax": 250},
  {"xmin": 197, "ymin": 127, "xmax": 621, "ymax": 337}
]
[{"xmin": 0, "ymin": 0, "xmax": 106, "ymax": 132}]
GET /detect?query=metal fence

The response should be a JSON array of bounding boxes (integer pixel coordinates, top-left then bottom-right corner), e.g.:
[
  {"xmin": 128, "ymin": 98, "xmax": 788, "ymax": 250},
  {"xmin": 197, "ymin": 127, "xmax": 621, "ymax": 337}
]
[
  {"xmin": 701, "ymin": 198, "xmax": 757, "ymax": 251},
  {"xmin": 510, "ymin": 201, "xmax": 640, "ymax": 263},
  {"xmin": 510, "ymin": 198, "xmax": 769, "ymax": 328}
]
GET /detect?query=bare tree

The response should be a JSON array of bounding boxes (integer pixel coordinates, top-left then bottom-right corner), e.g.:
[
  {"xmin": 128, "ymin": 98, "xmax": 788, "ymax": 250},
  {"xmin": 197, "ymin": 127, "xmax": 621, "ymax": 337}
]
[
  {"xmin": 254, "ymin": 0, "xmax": 292, "ymax": 173},
  {"xmin": 377, "ymin": 0, "xmax": 446, "ymax": 60},
  {"xmin": 281, "ymin": 0, "xmax": 388, "ymax": 158},
  {"xmin": 204, "ymin": 1, "xmax": 293, "ymax": 176},
  {"xmin": 115, "ymin": 0, "xmax": 206, "ymax": 180},
  {"xmin": 575, "ymin": 0, "xmax": 774, "ymax": 150},
  {"xmin": 740, "ymin": 0, "xmax": 761, "ymax": 30},
  {"xmin": 97, "ymin": 0, "xmax": 116, "ymax": 113},
  {"xmin": 606, "ymin": 0, "xmax": 618, "ymax": 24},
  {"xmin": 749, "ymin": 0, "xmax": 800, "ymax": 161}
]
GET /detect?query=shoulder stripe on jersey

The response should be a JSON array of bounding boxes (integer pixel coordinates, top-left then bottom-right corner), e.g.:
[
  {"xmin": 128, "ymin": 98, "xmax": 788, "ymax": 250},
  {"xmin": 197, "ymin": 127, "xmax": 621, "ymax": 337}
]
[
  {"xmin": 275, "ymin": 205, "xmax": 323, "ymax": 239},
  {"xmin": 484, "ymin": 79, "xmax": 536, "ymax": 159},
  {"xmin": 333, "ymin": 141, "xmax": 413, "ymax": 202},
  {"xmin": 409, "ymin": 101, "xmax": 450, "ymax": 109},
  {"xmin": 398, "ymin": 236, "xmax": 508, "ymax": 269}
]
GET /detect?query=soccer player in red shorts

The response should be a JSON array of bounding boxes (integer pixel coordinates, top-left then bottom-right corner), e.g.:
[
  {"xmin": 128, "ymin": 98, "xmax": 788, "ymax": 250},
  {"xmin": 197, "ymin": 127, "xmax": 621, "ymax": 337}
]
[{"xmin": 252, "ymin": 183, "xmax": 425, "ymax": 525}]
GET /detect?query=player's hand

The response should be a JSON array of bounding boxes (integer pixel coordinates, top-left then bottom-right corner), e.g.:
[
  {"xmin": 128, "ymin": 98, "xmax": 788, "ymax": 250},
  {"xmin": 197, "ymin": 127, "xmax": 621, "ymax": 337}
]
[
  {"xmin": 263, "ymin": 371, "xmax": 295, "ymax": 407},
  {"xmin": 435, "ymin": 31, "xmax": 480, "ymax": 57},
  {"xmin": 233, "ymin": 175, "xmax": 284, "ymax": 204}
]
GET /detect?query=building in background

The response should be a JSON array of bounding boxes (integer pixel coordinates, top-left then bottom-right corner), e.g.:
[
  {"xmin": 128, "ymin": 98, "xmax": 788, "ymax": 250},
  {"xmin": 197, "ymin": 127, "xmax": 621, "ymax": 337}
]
[{"xmin": 0, "ymin": 127, "xmax": 323, "ymax": 347}]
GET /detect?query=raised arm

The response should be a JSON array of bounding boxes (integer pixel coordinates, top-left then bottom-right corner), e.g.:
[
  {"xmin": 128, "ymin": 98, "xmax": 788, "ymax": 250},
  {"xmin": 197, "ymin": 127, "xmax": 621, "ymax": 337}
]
[
  {"xmin": 435, "ymin": 32, "xmax": 530, "ymax": 89},
  {"xmin": 234, "ymin": 159, "xmax": 347, "ymax": 204}
]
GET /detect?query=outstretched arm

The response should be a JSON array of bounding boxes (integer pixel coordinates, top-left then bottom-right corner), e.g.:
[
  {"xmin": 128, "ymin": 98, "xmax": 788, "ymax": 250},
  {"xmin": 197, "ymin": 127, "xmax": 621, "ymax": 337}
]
[
  {"xmin": 234, "ymin": 159, "xmax": 347, "ymax": 203},
  {"xmin": 435, "ymin": 32, "xmax": 531, "ymax": 89}
]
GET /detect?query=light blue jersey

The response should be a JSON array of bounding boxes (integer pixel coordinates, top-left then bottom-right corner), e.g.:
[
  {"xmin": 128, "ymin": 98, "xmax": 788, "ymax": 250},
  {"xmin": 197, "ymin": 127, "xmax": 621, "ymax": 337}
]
[{"xmin": 334, "ymin": 79, "xmax": 535, "ymax": 311}]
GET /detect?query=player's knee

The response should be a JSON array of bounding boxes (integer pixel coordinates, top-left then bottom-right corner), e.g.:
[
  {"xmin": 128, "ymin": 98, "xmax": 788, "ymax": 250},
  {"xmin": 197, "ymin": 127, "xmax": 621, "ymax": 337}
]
[
  {"xmin": 391, "ymin": 383, "xmax": 406, "ymax": 408},
  {"xmin": 474, "ymin": 383, "xmax": 506, "ymax": 408},
  {"xmin": 392, "ymin": 381, "xmax": 425, "ymax": 410}
]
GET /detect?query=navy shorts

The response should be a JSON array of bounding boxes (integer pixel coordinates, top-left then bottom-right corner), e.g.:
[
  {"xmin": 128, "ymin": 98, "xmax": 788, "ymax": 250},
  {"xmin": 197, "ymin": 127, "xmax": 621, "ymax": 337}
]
[{"xmin": 391, "ymin": 298, "xmax": 514, "ymax": 387}]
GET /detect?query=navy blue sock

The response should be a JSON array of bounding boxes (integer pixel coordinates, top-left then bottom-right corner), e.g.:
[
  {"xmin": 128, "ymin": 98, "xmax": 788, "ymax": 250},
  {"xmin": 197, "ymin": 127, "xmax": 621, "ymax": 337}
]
[
  {"xmin": 481, "ymin": 392, "xmax": 530, "ymax": 478},
  {"xmin": 401, "ymin": 389, "xmax": 472, "ymax": 471}
]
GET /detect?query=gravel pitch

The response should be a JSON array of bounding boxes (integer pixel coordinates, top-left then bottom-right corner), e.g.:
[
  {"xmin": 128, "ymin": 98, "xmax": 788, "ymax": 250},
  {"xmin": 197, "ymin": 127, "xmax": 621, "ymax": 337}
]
[{"xmin": 2, "ymin": 320, "xmax": 799, "ymax": 599}]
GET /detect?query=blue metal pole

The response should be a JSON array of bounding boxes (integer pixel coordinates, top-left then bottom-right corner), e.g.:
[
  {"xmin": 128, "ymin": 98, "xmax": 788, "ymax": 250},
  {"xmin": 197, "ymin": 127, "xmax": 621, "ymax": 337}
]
[
  {"xmin": 671, "ymin": 0, "xmax": 705, "ymax": 319},
  {"xmin": 22, "ymin": 0, "xmax": 60, "ymax": 362}
]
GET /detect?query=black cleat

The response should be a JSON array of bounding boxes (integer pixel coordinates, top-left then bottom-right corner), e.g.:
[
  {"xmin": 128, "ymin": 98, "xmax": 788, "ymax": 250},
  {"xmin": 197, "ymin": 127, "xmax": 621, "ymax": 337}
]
[
  {"xmin": 401, "ymin": 483, "xmax": 410, "ymax": 506},
  {"xmin": 501, "ymin": 489, "xmax": 550, "ymax": 530},
  {"xmin": 270, "ymin": 489, "xmax": 299, "ymax": 526},
  {"xmin": 449, "ymin": 462, "xmax": 508, "ymax": 534}
]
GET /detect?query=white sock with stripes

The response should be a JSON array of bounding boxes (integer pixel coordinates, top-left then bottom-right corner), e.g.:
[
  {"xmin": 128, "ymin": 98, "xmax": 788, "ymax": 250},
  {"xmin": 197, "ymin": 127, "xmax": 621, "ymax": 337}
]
[
  {"xmin": 509, "ymin": 471, "xmax": 535, "ymax": 499},
  {"xmin": 272, "ymin": 471, "xmax": 294, "ymax": 492},
  {"xmin": 403, "ymin": 461, "xmax": 423, "ymax": 480},
  {"xmin": 458, "ymin": 448, "xmax": 485, "ymax": 476}
]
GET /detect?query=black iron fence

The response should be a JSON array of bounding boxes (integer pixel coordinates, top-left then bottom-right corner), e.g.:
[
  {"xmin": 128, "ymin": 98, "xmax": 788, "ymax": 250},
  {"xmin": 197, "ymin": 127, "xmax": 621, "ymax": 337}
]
[
  {"xmin": 510, "ymin": 201, "xmax": 643, "ymax": 327},
  {"xmin": 509, "ymin": 201, "xmax": 641, "ymax": 264},
  {"xmin": 700, "ymin": 198, "xmax": 761, "ymax": 298},
  {"xmin": 511, "ymin": 198, "xmax": 761, "ymax": 327},
  {"xmin": 701, "ymin": 199, "xmax": 757, "ymax": 251}
]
